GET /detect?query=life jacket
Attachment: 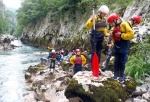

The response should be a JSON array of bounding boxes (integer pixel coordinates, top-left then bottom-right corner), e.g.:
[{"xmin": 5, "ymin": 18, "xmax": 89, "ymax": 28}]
[
  {"xmin": 51, "ymin": 53, "xmax": 56, "ymax": 60},
  {"xmin": 95, "ymin": 16, "xmax": 107, "ymax": 29},
  {"xmin": 74, "ymin": 55, "xmax": 82, "ymax": 64},
  {"xmin": 90, "ymin": 16, "xmax": 107, "ymax": 38},
  {"xmin": 112, "ymin": 26, "xmax": 121, "ymax": 41}
]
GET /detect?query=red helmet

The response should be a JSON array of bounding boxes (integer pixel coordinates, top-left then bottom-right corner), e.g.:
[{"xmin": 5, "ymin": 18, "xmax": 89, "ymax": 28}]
[
  {"xmin": 76, "ymin": 49, "xmax": 80, "ymax": 52},
  {"xmin": 107, "ymin": 13, "xmax": 119, "ymax": 23},
  {"xmin": 131, "ymin": 15, "xmax": 141, "ymax": 24}
]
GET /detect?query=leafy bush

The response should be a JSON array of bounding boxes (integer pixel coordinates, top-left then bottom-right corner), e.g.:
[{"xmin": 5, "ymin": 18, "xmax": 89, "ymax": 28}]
[{"xmin": 125, "ymin": 38, "xmax": 150, "ymax": 84}]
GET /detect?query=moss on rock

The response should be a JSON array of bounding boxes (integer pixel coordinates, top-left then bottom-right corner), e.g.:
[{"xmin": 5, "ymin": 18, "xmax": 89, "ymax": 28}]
[
  {"xmin": 65, "ymin": 77, "xmax": 136, "ymax": 102},
  {"xmin": 60, "ymin": 62, "xmax": 73, "ymax": 71}
]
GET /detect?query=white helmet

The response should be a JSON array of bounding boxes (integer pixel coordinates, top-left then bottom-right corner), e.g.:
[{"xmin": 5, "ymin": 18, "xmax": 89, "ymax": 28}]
[
  {"xmin": 98, "ymin": 5, "xmax": 109, "ymax": 14},
  {"xmin": 52, "ymin": 49, "xmax": 55, "ymax": 53}
]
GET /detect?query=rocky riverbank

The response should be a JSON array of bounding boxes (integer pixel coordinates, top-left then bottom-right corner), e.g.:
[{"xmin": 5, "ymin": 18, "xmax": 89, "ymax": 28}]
[
  {"xmin": 0, "ymin": 35, "xmax": 21, "ymax": 50},
  {"xmin": 23, "ymin": 56, "xmax": 150, "ymax": 102}
]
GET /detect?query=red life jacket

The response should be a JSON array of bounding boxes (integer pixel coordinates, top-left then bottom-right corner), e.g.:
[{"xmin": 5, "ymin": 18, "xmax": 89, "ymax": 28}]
[
  {"xmin": 112, "ymin": 26, "xmax": 121, "ymax": 41},
  {"xmin": 51, "ymin": 53, "xmax": 56, "ymax": 58},
  {"xmin": 74, "ymin": 55, "xmax": 82, "ymax": 64}
]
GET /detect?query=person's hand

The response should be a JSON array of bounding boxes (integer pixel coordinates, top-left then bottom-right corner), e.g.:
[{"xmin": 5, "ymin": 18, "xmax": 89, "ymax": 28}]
[
  {"xmin": 109, "ymin": 32, "xmax": 113, "ymax": 38},
  {"xmin": 104, "ymin": 37, "xmax": 108, "ymax": 42},
  {"xmin": 115, "ymin": 32, "xmax": 121, "ymax": 37},
  {"xmin": 108, "ymin": 44, "xmax": 113, "ymax": 49},
  {"xmin": 90, "ymin": 15, "xmax": 96, "ymax": 22}
]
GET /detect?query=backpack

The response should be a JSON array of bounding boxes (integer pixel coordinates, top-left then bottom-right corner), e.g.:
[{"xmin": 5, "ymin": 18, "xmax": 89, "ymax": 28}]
[{"xmin": 56, "ymin": 53, "xmax": 61, "ymax": 60}]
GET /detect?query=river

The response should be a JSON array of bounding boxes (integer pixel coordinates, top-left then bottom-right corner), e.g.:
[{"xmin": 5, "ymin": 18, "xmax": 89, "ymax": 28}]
[{"xmin": 0, "ymin": 40, "xmax": 47, "ymax": 102}]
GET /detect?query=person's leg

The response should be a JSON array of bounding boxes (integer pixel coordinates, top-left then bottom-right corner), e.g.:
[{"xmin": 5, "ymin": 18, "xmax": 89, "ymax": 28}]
[
  {"xmin": 112, "ymin": 52, "xmax": 120, "ymax": 79},
  {"xmin": 73, "ymin": 65, "xmax": 78, "ymax": 74},
  {"xmin": 118, "ymin": 52, "xmax": 128, "ymax": 82},
  {"xmin": 96, "ymin": 39, "xmax": 103, "ymax": 63},
  {"xmin": 90, "ymin": 38, "xmax": 95, "ymax": 53},
  {"xmin": 53, "ymin": 60, "xmax": 56, "ymax": 70},
  {"xmin": 50, "ymin": 60, "xmax": 52, "ymax": 69},
  {"xmin": 102, "ymin": 46, "xmax": 114, "ymax": 71},
  {"xmin": 74, "ymin": 64, "xmax": 82, "ymax": 74},
  {"xmin": 78, "ymin": 64, "xmax": 82, "ymax": 72}
]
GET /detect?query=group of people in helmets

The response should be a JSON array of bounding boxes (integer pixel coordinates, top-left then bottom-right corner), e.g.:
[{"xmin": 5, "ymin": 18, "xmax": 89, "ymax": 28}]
[
  {"xmin": 85, "ymin": 5, "xmax": 141, "ymax": 82},
  {"xmin": 48, "ymin": 5, "xmax": 141, "ymax": 82}
]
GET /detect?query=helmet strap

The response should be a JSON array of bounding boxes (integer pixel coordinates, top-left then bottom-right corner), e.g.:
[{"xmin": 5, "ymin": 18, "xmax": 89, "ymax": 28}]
[
  {"xmin": 132, "ymin": 20, "xmax": 137, "ymax": 25},
  {"xmin": 98, "ymin": 12, "xmax": 102, "ymax": 19},
  {"xmin": 113, "ymin": 20, "xmax": 118, "ymax": 26}
]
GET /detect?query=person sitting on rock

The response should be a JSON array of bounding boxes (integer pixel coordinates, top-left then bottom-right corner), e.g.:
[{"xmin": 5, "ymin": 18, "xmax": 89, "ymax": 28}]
[
  {"xmin": 70, "ymin": 49, "xmax": 87, "ymax": 74},
  {"xmin": 47, "ymin": 49, "xmax": 57, "ymax": 72}
]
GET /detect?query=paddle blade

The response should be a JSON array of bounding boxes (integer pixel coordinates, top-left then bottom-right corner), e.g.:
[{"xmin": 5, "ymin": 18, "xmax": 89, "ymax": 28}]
[{"xmin": 92, "ymin": 52, "xmax": 99, "ymax": 77}]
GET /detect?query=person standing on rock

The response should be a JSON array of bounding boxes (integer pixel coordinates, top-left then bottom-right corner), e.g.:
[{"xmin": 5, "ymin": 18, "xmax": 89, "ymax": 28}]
[
  {"xmin": 70, "ymin": 49, "xmax": 87, "ymax": 74},
  {"xmin": 85, "ymin": 5, "xmax": 109, "ymax": 64},
  {"xmin": 47, "ymin": 44, "xmax": 53, "ymax": 52},
  {"xmin": 101, "ymin": 28, "xmax": 115, "ymax": 71},
  {"xmin": 107, "ymin": 14, "xmax": 141, "ymax": 81},
  {"xmin": 47, "ymin": 49, "xmax": 57, "ymax": 72}
]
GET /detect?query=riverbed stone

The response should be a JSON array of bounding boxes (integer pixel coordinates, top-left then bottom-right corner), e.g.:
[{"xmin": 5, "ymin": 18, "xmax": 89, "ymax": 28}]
[
  {"xmin": 65, "ymin": 71, "xmax": 136, "ymax": 102},
  {"xmin": 25, "ymin": 72, "xmax": 31, "ymax": 80}
]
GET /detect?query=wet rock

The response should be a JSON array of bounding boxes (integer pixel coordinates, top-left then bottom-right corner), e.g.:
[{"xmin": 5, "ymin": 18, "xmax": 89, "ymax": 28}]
[
  {"xmin": 0, "ymin": 35, "xmax": 15, "ymax": 50},
  {"xmin": 142, "ymin": 92, "xmax": 150, "ymax": 101},
  {"xmin": 27, "ymin": 65, "xmax": 45, "ymax": 74},
  {"xmin": 60, "ymin": 61, "xmax": 73, "ymax": 72},
  {"xmin": 25, "ymin": 72, "xmax": 31, "ymax": 80},
  {"xmin": 68, "ymin": 97, "xmax": 83, "ymax": 102},
  {"xmin": 65, "ymin": 71, "xmax": 136, "ymax": 102},
  {"xmin": 23, "ymin": 92, "xmax": 36, "ymax": 102},
  {"xmin": 132, "ymin": 98, "xmax": 147, "ymax": 102},
  {"xmin": 32, "ymin": 76, "xmax": 45, "ymax": 90}
]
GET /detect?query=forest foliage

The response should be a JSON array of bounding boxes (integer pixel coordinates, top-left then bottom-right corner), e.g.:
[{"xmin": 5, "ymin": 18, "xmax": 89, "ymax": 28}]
[
  {"xmin": 16, "ymin": 0, "xmax": 132, "ymax": 36},
  {"xmin": 0, "ymin": 0, "xmax": 16, "ymax": 35},
  {"xmin": 0, "ymin": 0, "xmax": 8, "ymax": 34}
]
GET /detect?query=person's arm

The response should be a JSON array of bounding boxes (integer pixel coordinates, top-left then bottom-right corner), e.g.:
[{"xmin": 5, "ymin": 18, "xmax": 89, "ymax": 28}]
[
  {"xmin": 70, "ymin": 56, "xmax": 75, "ymax": 65},
  {"xmin": 85, "ymin": 15, "xmax": 97, "ymax": 30},
  {"xmin": 81, "ymin": 55, "xmax": 87, "ymax": 65},
  {"xmin": 103, "ymin": 27, "xmax": 108, "ymax": 37},
  {"xmin": 119, "ymin": 22, "xmax": 134, "ymax": 40}
]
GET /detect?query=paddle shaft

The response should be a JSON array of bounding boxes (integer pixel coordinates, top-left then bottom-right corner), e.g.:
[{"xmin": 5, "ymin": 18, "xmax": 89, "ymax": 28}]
[{"xmin": 92, "ymin": 6, "xmax": 96, "ymax": 52}]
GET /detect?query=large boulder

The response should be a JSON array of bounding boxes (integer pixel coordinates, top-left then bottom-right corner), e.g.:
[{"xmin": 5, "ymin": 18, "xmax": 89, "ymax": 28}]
[{"xmin": 65, "ymin": 71, "xmax": 136, "ymax": 102}]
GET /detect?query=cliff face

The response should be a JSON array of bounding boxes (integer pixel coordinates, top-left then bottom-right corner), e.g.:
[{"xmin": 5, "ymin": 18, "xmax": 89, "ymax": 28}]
[
  {"xmin": 21, "ymin": 10, "xmax": 90, "ymax": 50},
  {"xmin": 20, "ymin": 0, "xmax": 150, "ymax": 50},
  {"xmin": 123, "ymin": 0, "xmax": 150, "ymax": 22}
]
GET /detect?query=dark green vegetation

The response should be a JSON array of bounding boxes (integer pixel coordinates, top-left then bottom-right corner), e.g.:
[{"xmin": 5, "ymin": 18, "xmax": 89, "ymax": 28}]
[{"xmin": 125, "ymin": 35, "xmax": 150, "ymax": 84}]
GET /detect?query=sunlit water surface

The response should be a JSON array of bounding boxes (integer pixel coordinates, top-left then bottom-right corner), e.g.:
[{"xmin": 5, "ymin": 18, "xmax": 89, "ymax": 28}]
[{"xmin": 0, "ymin": 40, "xmax": 47, "ymax": 102}]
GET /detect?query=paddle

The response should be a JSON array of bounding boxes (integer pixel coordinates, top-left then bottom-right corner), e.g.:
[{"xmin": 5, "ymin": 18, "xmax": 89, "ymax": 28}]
[{"xmin": 91, "ymin": 6, "xmax": 99, "ymax": 77}]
